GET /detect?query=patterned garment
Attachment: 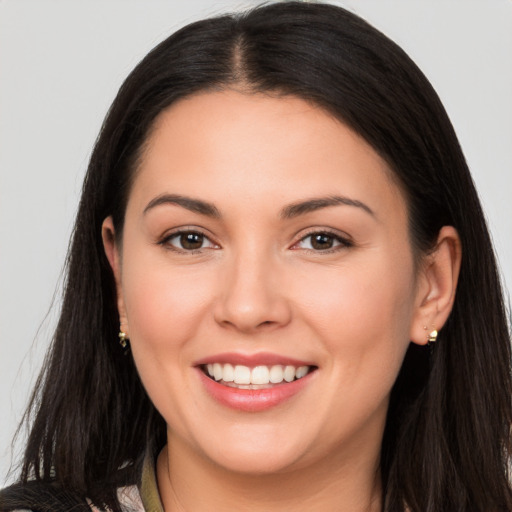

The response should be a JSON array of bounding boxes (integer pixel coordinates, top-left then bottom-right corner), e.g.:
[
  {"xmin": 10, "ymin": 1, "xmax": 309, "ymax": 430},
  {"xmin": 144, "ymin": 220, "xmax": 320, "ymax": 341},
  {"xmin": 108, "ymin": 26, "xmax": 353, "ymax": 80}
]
[
  {"xmin": 90, "ymin": 454, "xmax": 164, "ymax": 512},
  {"xmin": 11, "ymin": 452, "xmax": 164, "ymax": 512},
  {"xmin": 88, "ymin": 485, "xmax": 144, "ymax": 512}
]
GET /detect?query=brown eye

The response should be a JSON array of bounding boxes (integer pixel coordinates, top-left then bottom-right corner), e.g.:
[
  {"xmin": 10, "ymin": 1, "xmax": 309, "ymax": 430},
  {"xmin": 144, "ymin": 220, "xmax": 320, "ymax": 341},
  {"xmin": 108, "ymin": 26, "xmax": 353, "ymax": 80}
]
[
  {"xmin": 295, "ymin": 231, "xmax": 351, "ymax": 252},
  {"xmin": 310, "ymin": 233, "xmax": 335, "ymax": 250},
  {"xmin": 163, "ymin": 230, "xmax": 216, "ymax": 252},
  {"xmin": 180, "ymin": 232, "xmax": 204, "ymax": 250}
]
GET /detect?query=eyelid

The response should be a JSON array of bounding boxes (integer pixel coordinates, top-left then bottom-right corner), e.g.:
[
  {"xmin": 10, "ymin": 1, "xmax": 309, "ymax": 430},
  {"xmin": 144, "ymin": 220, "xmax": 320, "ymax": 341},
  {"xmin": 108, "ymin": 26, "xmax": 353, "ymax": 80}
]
[
  {"xmin": 157, "ymin": 226, "xmax": 352, "ymax": 254},
  {"xmin": 291, "ymin": 228, "xmax": 353, "ymax": 252},
  {"xmin": 158, "ymin": 226, "xmax": 220, "ymax": 253}
]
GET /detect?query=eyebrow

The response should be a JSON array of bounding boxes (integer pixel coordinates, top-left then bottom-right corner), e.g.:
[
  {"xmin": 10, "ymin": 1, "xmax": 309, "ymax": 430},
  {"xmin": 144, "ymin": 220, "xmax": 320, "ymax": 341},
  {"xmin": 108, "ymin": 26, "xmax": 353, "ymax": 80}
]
[
  {"xmin": 280, "ymin": 195, "xmax": 375, "ymax": 219},
  {"xmin": 143, "ymin": 194, "xmax": 221, "ymax": 218},
  {"xmin": 143, "ymin": 193, "xmax": 374, "ymax": 219}
]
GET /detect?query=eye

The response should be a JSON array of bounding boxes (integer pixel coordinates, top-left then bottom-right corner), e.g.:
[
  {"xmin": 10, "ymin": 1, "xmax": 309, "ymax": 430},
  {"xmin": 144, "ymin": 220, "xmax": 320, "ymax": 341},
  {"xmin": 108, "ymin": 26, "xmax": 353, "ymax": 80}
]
[
  {"xmin": 161, "ymin": 230, "xmax": 217, "ymax": 252},
  {"xmin": 294, "ymin": 231, "xmax": 351, "ymax": 252}
]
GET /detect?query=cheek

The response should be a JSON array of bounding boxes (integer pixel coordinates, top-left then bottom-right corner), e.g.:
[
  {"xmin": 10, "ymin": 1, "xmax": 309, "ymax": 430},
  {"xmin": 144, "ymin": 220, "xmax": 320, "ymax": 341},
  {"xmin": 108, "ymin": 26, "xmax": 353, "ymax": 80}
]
[
  {"xmin": 120, "ymin": 249, "xmax": 214, "ymax": 358},
  {"xmin": 298, "ymin": 254, "xmax": 416, "ymax": 378},
  {"xmin": 294, "ymin": 256, "xmax": 416, "ymax": 440},
  {"xmin": 118, "ymin": 249, "xmax": 218, "ymax": 427}
]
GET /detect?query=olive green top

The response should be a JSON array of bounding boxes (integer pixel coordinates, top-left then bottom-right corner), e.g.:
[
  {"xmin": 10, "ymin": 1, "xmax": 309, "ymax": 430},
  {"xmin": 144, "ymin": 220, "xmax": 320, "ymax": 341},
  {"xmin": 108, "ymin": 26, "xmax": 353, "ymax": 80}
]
[{"xmin": 139, "ymin": 452, "xmax": 164, "ymax": 512}]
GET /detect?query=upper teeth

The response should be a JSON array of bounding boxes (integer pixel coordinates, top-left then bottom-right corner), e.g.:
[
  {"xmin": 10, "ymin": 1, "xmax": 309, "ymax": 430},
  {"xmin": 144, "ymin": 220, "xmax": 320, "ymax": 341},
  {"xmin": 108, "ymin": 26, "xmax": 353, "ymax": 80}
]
[{"xmin": 206, "ymin": 363, "xmax": 310, "ymax": 385}]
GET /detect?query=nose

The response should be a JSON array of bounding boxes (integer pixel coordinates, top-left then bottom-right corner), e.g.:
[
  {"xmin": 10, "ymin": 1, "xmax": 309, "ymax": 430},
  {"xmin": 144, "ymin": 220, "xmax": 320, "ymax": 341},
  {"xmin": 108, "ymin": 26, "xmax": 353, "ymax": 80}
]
[{"xmin": 213, "ymin": 249, "xmax": 292, "ymax": 334}]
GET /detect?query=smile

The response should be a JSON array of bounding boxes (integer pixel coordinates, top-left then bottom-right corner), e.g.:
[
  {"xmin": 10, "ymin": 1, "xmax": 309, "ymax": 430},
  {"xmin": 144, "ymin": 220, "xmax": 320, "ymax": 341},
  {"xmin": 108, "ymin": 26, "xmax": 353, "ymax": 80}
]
[
  {"xmin": 204, "ymin": 363, "xmax": 312, "ymax": 388},
  {"xmin": 195, "ymin": 354, "xmax": 318, "ymax": 412}
]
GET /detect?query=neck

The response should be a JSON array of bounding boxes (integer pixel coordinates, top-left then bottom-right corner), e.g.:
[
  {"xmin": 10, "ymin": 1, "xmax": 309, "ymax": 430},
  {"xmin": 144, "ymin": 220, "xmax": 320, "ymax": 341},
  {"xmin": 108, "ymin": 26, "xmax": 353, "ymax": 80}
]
[{"xmin": 156, "ymin": 437, "xmax": 382, "ymax": 512}]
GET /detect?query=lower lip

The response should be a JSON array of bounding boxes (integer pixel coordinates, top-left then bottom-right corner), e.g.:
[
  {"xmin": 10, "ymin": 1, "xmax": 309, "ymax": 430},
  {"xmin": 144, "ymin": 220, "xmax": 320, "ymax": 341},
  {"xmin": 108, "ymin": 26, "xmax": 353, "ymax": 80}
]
[{"xmin": 197, "ymin": 369, "xmax": 315, "ymax": 412}]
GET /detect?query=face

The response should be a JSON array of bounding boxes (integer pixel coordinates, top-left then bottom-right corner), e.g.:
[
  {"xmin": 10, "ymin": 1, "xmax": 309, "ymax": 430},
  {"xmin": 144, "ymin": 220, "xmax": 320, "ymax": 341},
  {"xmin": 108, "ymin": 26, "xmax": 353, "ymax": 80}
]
[{"xmin": 105, "ymin": 90, "xmax": 427, "ymax": 476}]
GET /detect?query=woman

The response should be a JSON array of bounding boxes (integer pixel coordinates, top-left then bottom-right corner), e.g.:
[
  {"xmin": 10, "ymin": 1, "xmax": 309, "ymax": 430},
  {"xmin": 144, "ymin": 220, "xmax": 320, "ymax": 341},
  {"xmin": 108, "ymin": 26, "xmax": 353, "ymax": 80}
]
[{"xmin": 1, "ymin": 1, "xmax": 511, "ymax": 511}]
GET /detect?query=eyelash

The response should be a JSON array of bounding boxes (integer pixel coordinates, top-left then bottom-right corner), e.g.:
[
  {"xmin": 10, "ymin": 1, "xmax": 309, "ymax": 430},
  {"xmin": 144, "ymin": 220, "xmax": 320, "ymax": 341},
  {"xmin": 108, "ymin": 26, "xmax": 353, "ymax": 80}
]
[
  {"xmin": 158, "ymin": 228, "xmax": 353, "ymax": 254},
  {"xmin": 293, "ymin": 229, "xmax": 353, "ymax": 254},
  {"xmin": 158, "ymin": 229, "xmax": 217, "ymax": 254}
]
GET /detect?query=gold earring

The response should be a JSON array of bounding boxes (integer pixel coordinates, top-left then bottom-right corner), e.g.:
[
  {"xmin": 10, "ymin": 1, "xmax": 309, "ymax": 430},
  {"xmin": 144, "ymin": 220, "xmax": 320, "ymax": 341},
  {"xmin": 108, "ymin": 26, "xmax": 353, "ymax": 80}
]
[
  {"xmin": 118, "ymin": 328, "xmax": 130, "ymax": 354},
  {"xmin": 428, "ymin": 329, "xmax": 438, "ymax": 344}
]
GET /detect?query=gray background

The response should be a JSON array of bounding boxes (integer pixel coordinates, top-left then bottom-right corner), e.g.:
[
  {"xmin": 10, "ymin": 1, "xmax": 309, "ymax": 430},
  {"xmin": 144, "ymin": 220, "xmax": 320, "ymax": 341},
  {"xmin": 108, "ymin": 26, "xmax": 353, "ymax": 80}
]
[{"xmin": 1, "ymin": 0, "xmax": 511, "ymax": 485}]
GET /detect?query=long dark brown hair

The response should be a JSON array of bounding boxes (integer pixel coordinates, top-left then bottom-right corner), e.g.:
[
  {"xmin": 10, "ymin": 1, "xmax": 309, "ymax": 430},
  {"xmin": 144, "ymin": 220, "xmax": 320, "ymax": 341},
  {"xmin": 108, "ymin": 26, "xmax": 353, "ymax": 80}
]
[{"xmin": 2, "ymin": 2, "xmax": 511, "ymax": 511}]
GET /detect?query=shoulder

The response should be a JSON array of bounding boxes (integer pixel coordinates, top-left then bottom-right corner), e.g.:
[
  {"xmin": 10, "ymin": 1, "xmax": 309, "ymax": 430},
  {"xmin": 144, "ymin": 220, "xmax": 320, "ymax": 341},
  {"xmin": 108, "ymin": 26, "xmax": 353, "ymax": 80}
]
[{"xmin": 0, "ymin": 482, "xmax": 144, "ymax": 512}]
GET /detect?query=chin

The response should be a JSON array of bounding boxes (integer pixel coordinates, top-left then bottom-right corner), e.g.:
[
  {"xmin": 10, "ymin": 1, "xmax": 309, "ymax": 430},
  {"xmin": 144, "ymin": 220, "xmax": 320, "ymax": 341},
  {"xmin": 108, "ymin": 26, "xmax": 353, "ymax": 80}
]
[
  {"xmin": 209, "ymin": 448, "xmax": 304, "ymax": 475},
  {"xmin": 192, "ymin": 426, "xmax": 312, "ymax": 475}
]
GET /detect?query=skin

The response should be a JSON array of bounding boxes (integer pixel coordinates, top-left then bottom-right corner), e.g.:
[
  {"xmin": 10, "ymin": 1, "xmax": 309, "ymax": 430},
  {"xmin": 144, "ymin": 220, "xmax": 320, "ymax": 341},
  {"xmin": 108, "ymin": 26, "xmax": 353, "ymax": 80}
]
[{"xmin": 103, "ymin": 90, "xmax": 461, "ymax": 511}]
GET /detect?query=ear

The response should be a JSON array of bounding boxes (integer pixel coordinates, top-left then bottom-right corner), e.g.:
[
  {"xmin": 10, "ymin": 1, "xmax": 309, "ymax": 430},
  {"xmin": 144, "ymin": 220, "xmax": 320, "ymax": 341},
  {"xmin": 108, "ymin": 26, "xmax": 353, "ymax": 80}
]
[
  {"xmin": 409, "ymin": 226, "xmax": 462, "ymax": 345},
  {"xmin": 102, "ymin": 216, "xmax": 129, "ymax": 334}
]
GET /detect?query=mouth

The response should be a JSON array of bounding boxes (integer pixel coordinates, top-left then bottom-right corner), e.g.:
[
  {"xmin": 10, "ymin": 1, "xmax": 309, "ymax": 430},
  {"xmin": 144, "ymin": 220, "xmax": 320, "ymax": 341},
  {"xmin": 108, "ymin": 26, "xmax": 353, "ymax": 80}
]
[
  {"xmin": 202, "ymin": 363, "xmax": 315, "ymax": 389},
  {"xmin": 195, "ymin": 355, "xmax": 318, "ymax": 412}
]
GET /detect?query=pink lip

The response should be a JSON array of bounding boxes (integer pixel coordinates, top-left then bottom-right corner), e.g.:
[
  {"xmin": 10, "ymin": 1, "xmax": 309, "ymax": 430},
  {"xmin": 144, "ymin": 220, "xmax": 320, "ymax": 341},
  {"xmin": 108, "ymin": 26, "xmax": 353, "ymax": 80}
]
[
  {"xmin": 196, "ymin": 367, "xmax": 316, "ymax": 412},
  {"xmin": 193, "ymin": 351, "xmax": 315, "ymax": 367}
]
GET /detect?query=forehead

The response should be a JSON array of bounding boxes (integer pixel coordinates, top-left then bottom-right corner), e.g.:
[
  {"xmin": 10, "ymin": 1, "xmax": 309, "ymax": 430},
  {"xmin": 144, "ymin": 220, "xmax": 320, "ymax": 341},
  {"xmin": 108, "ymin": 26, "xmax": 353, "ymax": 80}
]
[{"xmin": 129, "ymin": 90, "xmax": 406, "ymax": 222}]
